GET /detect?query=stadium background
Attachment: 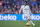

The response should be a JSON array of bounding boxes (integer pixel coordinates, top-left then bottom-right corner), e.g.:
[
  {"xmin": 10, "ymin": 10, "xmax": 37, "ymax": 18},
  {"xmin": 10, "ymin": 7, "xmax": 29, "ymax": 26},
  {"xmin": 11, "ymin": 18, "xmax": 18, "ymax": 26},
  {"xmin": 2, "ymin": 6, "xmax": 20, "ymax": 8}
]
[
  {"xmin": 0, "ymin": 0, "xmax": 40, "ymax": 14},
  {"xmin": 0, "ymin": 0, "xmax": 40, "ymax": 27}
]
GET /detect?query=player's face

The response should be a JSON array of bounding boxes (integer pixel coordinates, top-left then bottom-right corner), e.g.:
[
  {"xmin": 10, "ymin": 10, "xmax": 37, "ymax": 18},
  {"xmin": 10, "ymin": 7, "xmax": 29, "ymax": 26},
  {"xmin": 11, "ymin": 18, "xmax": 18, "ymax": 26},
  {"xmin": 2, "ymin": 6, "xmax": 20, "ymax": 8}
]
[{"xmin": 24, "ymin": 2, "xmax": 27, "ymax": 5}]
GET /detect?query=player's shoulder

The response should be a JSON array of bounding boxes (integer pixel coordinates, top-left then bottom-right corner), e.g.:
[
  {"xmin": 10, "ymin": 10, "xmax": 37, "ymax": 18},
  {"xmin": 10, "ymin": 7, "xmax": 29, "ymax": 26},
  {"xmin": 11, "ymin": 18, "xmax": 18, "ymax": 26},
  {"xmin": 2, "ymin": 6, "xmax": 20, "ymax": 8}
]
[
  {"xmin": 26, "ymin": 5, "xmax": 30, "ymax": 8},
  {"xmin": 21, "ymin": 5, "xmax": 24, "ymax": 7},
  {"xmin": 26, "ymin": 5, "xmax": 30, "ymax": 7}
]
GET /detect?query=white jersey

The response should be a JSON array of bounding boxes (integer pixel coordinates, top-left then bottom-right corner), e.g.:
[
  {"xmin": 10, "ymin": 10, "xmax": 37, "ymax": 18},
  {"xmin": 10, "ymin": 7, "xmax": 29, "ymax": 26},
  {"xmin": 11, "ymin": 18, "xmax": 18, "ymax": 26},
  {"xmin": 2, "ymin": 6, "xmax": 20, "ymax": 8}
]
[{"xmin": 19, "ymin": 5, "xmax": 32, "ymax": 16}]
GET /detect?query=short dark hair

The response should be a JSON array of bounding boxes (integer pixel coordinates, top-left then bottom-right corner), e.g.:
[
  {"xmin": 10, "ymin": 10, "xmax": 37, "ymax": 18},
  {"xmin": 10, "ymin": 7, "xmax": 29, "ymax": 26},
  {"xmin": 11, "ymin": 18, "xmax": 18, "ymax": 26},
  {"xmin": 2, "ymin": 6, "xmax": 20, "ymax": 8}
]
[{"xmin": 24, "ymin": 1, "xmax": 27, "ymax": 3}]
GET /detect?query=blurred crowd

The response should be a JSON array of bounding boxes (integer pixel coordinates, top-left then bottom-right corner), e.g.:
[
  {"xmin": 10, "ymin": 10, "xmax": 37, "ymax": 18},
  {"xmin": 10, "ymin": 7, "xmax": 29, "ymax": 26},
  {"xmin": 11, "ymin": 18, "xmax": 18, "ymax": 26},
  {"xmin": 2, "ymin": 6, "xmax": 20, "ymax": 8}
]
[{"xmin": 0, "ymin": 0, "xmax": 40, "ymax": 14}]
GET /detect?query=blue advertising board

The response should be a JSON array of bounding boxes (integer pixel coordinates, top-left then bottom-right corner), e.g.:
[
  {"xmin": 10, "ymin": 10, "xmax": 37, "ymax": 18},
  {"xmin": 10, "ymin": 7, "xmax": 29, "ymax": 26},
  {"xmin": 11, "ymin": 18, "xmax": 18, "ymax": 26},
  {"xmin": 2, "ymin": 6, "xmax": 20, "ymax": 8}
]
[{"xmin": 0, "ymin": 14, "xmax": 40, "ymax": 20}]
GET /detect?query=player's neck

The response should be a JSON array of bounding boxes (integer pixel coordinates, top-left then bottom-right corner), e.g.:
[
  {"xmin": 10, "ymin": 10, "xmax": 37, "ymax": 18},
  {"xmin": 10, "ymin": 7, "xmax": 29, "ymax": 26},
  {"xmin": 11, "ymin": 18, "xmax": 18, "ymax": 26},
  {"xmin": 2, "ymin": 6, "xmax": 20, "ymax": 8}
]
[{"xmin": 25, "ymin": 5, "xmax": 26, "ymax": 6}]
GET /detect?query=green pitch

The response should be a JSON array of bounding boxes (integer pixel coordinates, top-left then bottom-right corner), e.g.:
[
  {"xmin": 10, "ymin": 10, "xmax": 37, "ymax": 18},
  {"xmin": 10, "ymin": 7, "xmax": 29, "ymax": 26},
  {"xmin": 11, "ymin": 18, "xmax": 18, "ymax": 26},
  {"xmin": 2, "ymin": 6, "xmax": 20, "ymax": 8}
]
[{"xmin": 0, "ymin": 21, "xmax": 40, "ymax": 27}]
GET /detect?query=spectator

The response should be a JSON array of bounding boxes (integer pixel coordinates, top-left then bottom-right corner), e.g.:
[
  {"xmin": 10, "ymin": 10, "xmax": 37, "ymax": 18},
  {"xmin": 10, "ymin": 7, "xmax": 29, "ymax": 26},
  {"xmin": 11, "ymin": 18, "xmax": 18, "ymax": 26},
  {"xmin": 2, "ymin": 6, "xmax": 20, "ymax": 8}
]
[
  {"xmin": 4, "ymin": 5, "xmax": 7, "ymax": 9},
  {"xmin": 15, "ymin": 11, "xmax": 18, "ymax": 14},
  {"xmin": 6, "ymin": 0, "xmax": 10, "ymax": 5},
  {"xmin": 20, "ymin": 0, "xmax": 24, "ymax": 5},
  {"xmin": 32, "ymin": 0, "xmax": 38, "ymax": 6},
  {"xmin": 12, "ymin": 8, "xmax": 16, "ymax": 14}
]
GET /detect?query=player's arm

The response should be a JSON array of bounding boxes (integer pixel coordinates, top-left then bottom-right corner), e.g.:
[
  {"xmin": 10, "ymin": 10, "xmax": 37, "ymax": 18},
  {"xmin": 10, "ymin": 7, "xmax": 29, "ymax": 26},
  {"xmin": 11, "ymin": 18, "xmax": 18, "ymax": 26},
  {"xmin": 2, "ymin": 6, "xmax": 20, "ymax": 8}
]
[{"xmin": 19, "ymin": 5, "xmax": 23, "ymax": 15}]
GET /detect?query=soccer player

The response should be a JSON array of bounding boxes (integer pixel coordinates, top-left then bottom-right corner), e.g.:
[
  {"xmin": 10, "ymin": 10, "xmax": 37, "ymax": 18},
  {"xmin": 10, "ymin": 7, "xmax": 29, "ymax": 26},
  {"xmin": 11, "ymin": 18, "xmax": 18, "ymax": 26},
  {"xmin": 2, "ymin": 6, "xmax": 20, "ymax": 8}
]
[{"xmin": 19, "ymin": 1, "xmax": 35, "ymax": 26}]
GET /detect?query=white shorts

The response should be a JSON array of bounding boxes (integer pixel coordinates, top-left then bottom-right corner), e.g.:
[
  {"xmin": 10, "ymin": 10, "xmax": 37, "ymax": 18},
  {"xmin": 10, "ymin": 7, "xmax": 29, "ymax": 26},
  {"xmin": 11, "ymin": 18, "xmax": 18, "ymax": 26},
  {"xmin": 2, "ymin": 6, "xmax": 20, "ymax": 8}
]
[{"xmin": 24, "ymin": 14, "xmax": 31, "ymax": 19}]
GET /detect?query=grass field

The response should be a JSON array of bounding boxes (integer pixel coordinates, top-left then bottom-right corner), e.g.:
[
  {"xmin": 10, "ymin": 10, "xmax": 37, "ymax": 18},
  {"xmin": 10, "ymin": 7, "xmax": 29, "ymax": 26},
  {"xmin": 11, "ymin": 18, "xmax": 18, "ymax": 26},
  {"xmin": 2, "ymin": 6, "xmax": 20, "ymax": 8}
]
[{"xmin": 0, "ymin": 21, "xmax": 40, "ymax": 27}]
